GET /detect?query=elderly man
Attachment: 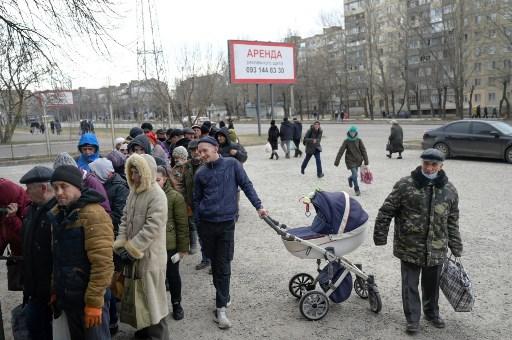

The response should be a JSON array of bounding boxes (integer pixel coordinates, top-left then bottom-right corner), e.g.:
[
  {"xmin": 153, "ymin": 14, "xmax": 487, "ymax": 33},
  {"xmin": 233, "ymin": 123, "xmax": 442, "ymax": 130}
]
[
  {"xmin": 19, "ymin": 166, "xmax": 56, "ymax": 340},
  {"xmin": 48, "ymin": 165, "xmax": 114, "ymax": 339},
  {"xmin": 193, "ymin": 136, "xmax": 268, "ymax": 329},
  {"xmin": 374, "ymin": 149, "xmax": 463, "ymax": 334}
]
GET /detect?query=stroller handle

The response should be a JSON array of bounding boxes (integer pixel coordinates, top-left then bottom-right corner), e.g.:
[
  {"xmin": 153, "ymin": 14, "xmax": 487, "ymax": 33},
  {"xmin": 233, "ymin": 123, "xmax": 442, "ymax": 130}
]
[{"xmin": 262, "ymin": 216, "xmax": 294, "ymax": 240}]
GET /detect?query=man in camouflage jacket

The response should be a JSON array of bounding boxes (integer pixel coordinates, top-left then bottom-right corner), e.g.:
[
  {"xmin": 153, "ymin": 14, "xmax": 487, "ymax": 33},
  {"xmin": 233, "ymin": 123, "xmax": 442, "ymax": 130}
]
[{"xmin": 374, "ymin": 148, "xmax": 463, "ymax": 334}]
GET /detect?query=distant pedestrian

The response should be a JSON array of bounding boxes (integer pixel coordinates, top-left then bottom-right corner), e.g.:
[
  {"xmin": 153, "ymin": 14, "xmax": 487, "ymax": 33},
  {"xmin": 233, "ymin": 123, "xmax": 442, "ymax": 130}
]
[
  {"xmin": 387, "ymin": 120, "xmax": 404, "ymax": 159},
  {"xmin": 340, "ymin": 111, "xmax": 345, "ymax": 122},
  {"xmin": 301, "ymin": 121, "xmax": 324, "ymax": 178},
  {"xmin": 227, "ymin": 121, "xmax": 238, "ymax": 143},
  {"xmin": 292, "ymin": 118, "xmax": 303, "ymax": 158},
  {"xmin": 373, "ymin": 149, "xmax": 463, "ymax": 334},
  {"xmin": 50, "ymin": 121, "xmax": 55, "ymax": 134},
  {"xmin": 483, "ymin": 106, "xmax": 488, "ymax": 118},
  {"xmin": 476, "ymin": 105, "xmax": 481, "ymax": 118},
  {"xmin": 334, "ymin": 126, "xmax": 369, "ymax": 196},
  {"xmin": 55, "ymin": 119, "xmax": 62, "ymax": 135},
  {"xmin": 491, "ymin": 107, "xmax": 498, "ymax": 118},
  {"xmin": 267, "ymin": 120, "xmax": 280, "ymax": 160},
  {"xmin": 40, "ymin": 123, "xmax": 45, "ymax": 134},
  {"xmin": 279, "ymin": 117, "xmax": 294, "ymax": 158}
]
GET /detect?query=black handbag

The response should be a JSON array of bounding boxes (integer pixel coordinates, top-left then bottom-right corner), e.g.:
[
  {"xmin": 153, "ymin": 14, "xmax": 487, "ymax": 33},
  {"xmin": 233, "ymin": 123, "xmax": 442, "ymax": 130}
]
[{"xmin": 6, "ymin": 248, "xmax": 24, "ymax": 291}]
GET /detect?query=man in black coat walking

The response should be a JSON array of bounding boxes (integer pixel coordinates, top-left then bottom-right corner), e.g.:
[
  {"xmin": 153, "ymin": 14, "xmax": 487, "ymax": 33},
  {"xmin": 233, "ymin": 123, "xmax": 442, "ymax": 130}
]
[
  {"xmin": 279, "ymin": 117, "xmax": 294, "ymax": 158},
  {"xmin": 19, "ymin": 166, "xmax": 56, "ymax": 340},
  {"xmin": 292, "ymin": 118, "xmax": 303, "ymax": 157}
]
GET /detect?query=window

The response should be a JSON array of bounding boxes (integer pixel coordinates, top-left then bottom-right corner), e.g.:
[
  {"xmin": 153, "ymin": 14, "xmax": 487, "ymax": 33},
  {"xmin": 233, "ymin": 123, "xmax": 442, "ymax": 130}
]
[
  {"xmin": 488, "ymin": 46, "xmax": 496, "ymax": 54},
  {"xmin": 474, "ymin": 78, "xmax": 481, "ymax": 86},
  {"xmin": 491, "ymin": 61, "xmax": 496, "ymax": 70},
  {"xmin": 475, "ymin": 16, "xmax": 482, "ymax": 24},
  {"xmin": 488, "ymin": 92, "xmax": 496, "ymax": 102},
  {"xmin": 444, "ymin": 122, "xmax": 471, "ymax": 134},
  {"xmin": 474, "ymin": 63, "xmax": 481, "ymax": 72},
  {"xmin": 472, "ymin": 122, "xmax": 494, "ymax": 135},
  {"xmin": 474, "ymin": 94, "xmax": 481, "ymax": 102}
]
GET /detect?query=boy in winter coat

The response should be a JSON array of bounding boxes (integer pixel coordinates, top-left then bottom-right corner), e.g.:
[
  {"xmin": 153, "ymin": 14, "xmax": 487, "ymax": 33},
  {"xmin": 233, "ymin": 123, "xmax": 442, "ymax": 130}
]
[
  {"xmin": 334, "ymin": 126, "xmax": 369, "ymax": 196},
  {"xmin": 156, "ymin": 166, "xmax": 189, "ymax": 321},
  {"xmin": 301, "ymin": 121, "xmax": 324, "ymax": 178}
]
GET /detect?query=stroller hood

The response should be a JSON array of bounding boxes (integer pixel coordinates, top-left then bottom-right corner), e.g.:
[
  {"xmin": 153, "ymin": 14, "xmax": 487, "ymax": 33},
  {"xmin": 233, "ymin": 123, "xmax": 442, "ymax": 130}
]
[{"xmin": 310, "ymin": 191, "xmax": 368, "ymax": 235}]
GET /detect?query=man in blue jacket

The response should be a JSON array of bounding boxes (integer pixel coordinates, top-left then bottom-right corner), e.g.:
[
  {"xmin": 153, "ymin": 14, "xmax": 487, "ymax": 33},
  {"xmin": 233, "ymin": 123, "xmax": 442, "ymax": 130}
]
[
  {"xmin": 76, "ymin": 132, "xmax": 100, "ymax": 171},
  {"xmin": 194, "ymin": 136, "xmax": 268, "ymax": 329}
]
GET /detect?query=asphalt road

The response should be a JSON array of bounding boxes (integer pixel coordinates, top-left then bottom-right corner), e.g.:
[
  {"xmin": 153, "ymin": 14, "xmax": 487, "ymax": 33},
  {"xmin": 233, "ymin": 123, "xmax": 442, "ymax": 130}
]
[{"xmin": 1, "ymin": 122, "xmax": 510, "ymax": 339}]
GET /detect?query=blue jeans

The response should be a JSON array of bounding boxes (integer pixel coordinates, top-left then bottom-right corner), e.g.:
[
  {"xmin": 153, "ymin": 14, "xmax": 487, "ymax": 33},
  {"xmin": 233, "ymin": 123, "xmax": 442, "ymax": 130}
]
[
  {"xmin": 301, "ymin": 150, "xmax": 323, "ymax": 176},
  {"xmin": 349, "ymin": 167, "xmax": 359, "ymax": 190},
  {"xmin": 25, "ymin": 300, "xmax": 53, "ymax": 340}
]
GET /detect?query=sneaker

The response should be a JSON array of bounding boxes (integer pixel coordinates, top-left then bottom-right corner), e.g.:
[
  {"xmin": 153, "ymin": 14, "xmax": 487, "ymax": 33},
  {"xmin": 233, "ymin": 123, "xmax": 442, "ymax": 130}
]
[
  {"xmin": 317, "ymin": 173, "xmax": 324, "ymax": 178},
  {"xmin": 172, "ymin": 303, "xmax": 184, "ymax": 321},
  {"xmin": 424, "ymin": 315, "xmax": 446, "ymax": 328},
  {"xmin": 213, "ymin": 307, "xmax": 232, "ymax": 329},
  {"xmin": 397, "ymin": 156, "xmax": 403, "ymax": 159},
  {"xmin": 195, "ymin": 261, "xmax": 210, "ymax": 270},
  {"xmin": 301, "ymin": 168, "xmax": 305, "ymax": 175},
  {"xmin": 406, "ymin": 322, "xmax": 419, "ymax": 334},
  {"xmin": 348, "ymin": 177, "xmax": 353, "ymax": 188},
  {"xmin": 355, "ymin": 189, "xmax": 361, "ymax": 196}
]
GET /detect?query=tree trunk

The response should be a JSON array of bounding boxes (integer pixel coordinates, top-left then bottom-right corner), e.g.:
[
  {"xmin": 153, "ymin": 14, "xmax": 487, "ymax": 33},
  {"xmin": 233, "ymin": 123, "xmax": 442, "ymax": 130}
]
[
  {"xmin": 468, "ymin": 85, "xmax": 475, "ymax": 118},
  {"xmin": 391, "ymin": 90, "xmax": 396, "ymax": 117},
  {"xmin": 499, "ymin": 80, "xmax": 510, "ymax": 119},
  {"xmin": 415, "ymin": 86, "xmax": 421, "ymax": 116},
  {"xmin": 442, "ymin": 86, "xmax": 448, "ymax": 118}
]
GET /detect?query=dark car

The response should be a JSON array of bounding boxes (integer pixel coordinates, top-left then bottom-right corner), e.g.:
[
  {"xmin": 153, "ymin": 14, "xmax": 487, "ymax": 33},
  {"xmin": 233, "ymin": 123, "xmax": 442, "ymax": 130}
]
[{"xmin": 422, "ymin": 120, "xmax": 512, "ymax": 163}]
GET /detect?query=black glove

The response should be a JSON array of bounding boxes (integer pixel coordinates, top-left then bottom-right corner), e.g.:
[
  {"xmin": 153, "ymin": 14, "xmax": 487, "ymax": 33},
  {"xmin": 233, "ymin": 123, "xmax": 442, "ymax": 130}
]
[{"xmin": 118, "ymin": 247, "xmax": 135, "ymax": 263}]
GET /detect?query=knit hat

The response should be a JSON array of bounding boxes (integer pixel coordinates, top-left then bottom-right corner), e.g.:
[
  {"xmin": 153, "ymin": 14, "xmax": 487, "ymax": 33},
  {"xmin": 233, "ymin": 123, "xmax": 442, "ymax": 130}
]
[
  {"xmin": 114, "ymin": 137, "xmax": 125, "ymax": 146},
  {"xmin": 129, "ymin": 127, "xmax": 144, "ymax": 138},
  {"xmin": 188, "ymin": 140, "xmax": 199, "ymax": 150},
  {"xmin": 172, "ymin": 146, "xmax": 189, "ymax": 160},
  {"xmin": 54, "ymin": 152, "xmax": 78, "ymax": 169},
  {"xmin": 348, "ymin": 125, "xmax": 358, "ymax": 133},
  {"xmin": 198, "ymin": 136, "xmax": 219, "ymax": 147},
  {"xmin": 51, "ymin": 165, "xmax": 83, "ymax": 189},
  {"xmin": 106, "ymin": 150, "xmax": 126, "ymax": 170},
  {"xmin": 89, "ymin": 158, "xmax": 114, "ymax": 183}
]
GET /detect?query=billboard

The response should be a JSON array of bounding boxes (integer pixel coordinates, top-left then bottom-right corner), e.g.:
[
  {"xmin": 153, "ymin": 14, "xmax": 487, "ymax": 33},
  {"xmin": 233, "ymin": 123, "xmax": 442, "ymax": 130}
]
[
  {"xmin": 228, "ymin": 40, "xmax": 296, "ymax": 84},
  {"xmin": 37, "ymin": 91, "xmax": 74, "ymax": 107}
]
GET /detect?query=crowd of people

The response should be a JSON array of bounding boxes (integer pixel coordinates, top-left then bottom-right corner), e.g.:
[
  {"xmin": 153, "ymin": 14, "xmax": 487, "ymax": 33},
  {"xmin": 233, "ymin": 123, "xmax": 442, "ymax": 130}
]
[
  {"xmin": 0, "ymin": 119, "xmax": 267, "ymax": 340},
  {"xmin": 0, "ymin": 116, "xmax": 466, "ymax": 338}
]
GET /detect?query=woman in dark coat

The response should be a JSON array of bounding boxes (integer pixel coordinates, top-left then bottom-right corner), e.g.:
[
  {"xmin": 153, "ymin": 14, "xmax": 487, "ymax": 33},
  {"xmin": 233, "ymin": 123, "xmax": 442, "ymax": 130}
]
[
  {"xmin": 334, "ymin": 125, "xmax": 369, "ymax": 196},
  {"xmin": 301, "ymin": 121, "xmax": 324, "ymax": 178},
  {"xmin": 387, "ymin": 120, "xmax": 404, "ymax": 159},
  {"xmin": 267, "ymin": 120, "xmax": 280, "ymax": 160}
]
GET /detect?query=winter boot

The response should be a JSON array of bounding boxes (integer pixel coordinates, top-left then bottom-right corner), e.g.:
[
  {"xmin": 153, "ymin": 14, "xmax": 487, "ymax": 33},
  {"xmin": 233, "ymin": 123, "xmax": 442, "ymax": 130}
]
[
  {"xmin": 275, "ymin": 152, "xmax": 279, "ymax": 160},
  {"xmin": 285, "ymin": 152, "xmax": 290, "ymax": 159},
  {"xmin": 270, "ymin": 152, "xmax": 274, "ymax": 159},
  {"xmin": 348, "ymin": 177, "xmax": 353, "ymax": 188},
  {"xmin": 355, "ymin": 186, "xmax": 361, "ymax": 196},
  {"xmin": 172, "ymin": 302, "xmax": 184, "ymax": 320},
  {"xmin": 214, "ymin": 307, "xmax": 232, "ymax": 329},
  {"xmin": 386, "ymin": 153, "xmax": 392, "ymax": 158},
  {"xmin": 397, "ymin": 152, "xmax": 403, "ymax": 159}
]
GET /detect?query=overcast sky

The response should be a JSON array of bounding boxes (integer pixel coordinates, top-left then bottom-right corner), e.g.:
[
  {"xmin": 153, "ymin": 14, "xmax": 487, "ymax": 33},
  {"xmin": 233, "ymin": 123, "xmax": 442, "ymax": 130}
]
[{"xmin": 63, "ymin": 0, "xmax": 343, "ymax": 89}]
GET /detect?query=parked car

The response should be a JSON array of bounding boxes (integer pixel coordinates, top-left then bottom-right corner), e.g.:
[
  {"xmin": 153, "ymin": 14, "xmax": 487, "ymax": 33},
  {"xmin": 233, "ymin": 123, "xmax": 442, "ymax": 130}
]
[{"xmin": 422, "ymin": 120, "xmax": 512, "ymax": 163}]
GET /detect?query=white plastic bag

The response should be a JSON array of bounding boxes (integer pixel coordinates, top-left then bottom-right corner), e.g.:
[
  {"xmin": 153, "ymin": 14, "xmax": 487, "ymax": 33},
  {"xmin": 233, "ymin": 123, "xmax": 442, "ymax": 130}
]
[
  {"xmin": 264, "ymin": 142, "xmax": 272, "ymax": 153},
  {"xmin": 52, "ymin": 312, "xmax": 71, "ymax": 340}
]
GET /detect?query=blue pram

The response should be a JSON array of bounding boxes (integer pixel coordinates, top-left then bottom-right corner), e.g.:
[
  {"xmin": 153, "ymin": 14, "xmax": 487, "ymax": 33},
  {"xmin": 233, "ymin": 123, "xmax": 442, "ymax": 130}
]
[{"xmin": 263, "ymin": 190, "xmax": 382, "ymax": 320}]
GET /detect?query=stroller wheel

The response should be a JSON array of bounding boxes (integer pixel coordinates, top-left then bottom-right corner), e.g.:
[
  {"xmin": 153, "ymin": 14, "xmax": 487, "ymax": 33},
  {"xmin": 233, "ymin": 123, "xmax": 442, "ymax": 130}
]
[
  {"xmin": 368, "ymin": 289, "xmax": 382, "ymax": 313},
  {"xmin": 289, "ymin": 273, "xmax": 315, "ymax": 299},
  {"xmin": 299, "ymin": 291, "xmax": 330, "ymax": 321},
  {"xmin": 354, "ymin": 277, "xmax": 368, "ymax": 299}
]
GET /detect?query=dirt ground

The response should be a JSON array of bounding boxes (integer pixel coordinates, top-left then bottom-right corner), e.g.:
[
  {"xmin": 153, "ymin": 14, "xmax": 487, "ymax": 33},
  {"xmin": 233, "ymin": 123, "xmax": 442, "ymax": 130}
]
[{"xmin": 1, "ymin": 123, "xmax": 511, "ymax": 339}]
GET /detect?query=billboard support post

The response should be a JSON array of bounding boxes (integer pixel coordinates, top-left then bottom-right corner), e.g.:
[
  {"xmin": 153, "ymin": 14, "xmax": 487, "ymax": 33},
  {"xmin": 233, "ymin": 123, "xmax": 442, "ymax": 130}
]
[
  {"xmin": 270, "ymin": 84, "xmax": 274, "ymax": 120},
  {"xmin": 256, "ymin": 84, "xmax": 261, "ymax": 136}
]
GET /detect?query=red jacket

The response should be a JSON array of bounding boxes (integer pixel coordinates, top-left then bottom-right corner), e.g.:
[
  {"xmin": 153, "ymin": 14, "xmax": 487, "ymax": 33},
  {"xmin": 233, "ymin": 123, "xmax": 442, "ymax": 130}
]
[{"xmin": 0, "ymin": 178, "xmax": 30, "ymax": 256}]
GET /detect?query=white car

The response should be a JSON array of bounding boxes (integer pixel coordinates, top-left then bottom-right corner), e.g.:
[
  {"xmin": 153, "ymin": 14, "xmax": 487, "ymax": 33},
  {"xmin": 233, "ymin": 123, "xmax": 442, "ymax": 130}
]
[{"xmin": 182, "ymin": 115, "xmax": 214, "ymax": 127}]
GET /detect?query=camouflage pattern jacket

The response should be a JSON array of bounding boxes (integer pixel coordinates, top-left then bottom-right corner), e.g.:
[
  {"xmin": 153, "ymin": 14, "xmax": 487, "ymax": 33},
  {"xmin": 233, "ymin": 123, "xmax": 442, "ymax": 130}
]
[{"xmin": 374, "ymin": 166, "xmax": 463, "ymax": 266}]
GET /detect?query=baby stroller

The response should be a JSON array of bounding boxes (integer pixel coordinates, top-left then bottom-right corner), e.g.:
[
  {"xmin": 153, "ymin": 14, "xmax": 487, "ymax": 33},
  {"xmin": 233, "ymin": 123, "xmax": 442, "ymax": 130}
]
[{"xmin": 263, "ymin": 189, "xmax": 382, "ymax": 320}]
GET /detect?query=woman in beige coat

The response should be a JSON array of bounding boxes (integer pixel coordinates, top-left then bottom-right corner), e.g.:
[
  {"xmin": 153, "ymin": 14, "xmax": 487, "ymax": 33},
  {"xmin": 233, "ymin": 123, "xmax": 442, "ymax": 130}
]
[{"xmin": 114, "ymin": 154, "xmax": 170, "ymax": 339}]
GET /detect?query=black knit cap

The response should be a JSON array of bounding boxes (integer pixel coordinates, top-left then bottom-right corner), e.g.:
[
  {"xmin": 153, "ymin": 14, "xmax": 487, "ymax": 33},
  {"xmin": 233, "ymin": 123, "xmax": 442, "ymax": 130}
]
[
  {"xmin": 141, "ymin": 122, "xmax": 153, "ymax": 131},
  {"xmin": 51, "ymin": 165, "xmax": 83, "ymax": 189}
]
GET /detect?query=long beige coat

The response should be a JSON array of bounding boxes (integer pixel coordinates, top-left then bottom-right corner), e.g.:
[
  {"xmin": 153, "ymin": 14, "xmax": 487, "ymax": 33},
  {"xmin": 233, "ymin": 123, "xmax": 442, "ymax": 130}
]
[{"xmin": 114, "ymin": 153, "xmax": 169, "ymax": 326}]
